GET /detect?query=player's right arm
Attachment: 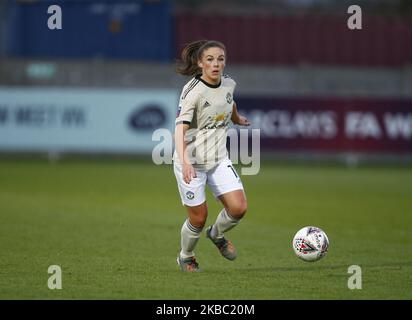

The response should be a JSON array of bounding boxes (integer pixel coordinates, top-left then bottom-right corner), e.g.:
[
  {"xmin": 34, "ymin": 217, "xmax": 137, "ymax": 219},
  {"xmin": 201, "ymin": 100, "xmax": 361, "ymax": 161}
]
[
  {"xmin": 175, "ymin": 86, "xmax": 198, "ymax": 184},
  {"xmin": 175, "ymin": 123, "xmax": 197, "ymax": 184}
]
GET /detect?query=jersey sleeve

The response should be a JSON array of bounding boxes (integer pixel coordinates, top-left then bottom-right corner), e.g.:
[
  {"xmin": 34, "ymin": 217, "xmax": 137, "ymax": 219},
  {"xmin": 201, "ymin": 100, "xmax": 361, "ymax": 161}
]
[
  {"xmin": 223, "ymin": 74, "xmax": 237, "ymax": 92},
  {"xmin": 175, "ymin": 90, "xmax": 198, "ymax": 125}
]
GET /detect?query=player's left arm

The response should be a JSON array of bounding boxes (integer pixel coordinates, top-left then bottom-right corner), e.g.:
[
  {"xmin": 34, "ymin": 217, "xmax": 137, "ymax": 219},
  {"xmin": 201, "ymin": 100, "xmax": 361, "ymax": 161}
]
[{"xmin": 231, "ymin": 101, "xmax": 250, "ymax": 126}]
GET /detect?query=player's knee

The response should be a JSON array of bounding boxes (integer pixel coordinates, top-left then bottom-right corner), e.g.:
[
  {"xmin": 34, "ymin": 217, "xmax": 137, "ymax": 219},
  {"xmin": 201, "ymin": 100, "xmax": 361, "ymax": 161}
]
[
  {"xmin": 228, "ymin": 201, "xmax": 247, "ymax": 219},
  {"xmin": 190, "ymin": 213, "xmax": 208, "ymax": 229},
  {"xmin": 196, "ymin": 217, "xmax": 208, "ymax": 229},
  {"xmin": 187, "ymin": 202, "xmax": 208, "ymax": 229}
]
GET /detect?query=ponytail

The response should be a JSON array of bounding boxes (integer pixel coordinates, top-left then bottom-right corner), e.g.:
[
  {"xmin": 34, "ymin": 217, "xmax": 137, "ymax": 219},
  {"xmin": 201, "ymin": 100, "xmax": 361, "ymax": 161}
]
[{"xmin": 176, "ymin": 40, "xmax": 226, "ymax": 76}]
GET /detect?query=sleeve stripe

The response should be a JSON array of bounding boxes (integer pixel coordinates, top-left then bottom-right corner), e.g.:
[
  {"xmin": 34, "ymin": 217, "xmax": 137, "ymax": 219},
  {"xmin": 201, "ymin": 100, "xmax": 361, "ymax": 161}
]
[
  {"xmin": 179, "ymin": 78, "xmax": 196, "ymax": 100},
  {"xmin": 182, "ymin": 80, "xmax": 200, "ymax": 99},
  {"xmin": 176, "ymin": 120, "xmax": 191, "ymax": 125}
]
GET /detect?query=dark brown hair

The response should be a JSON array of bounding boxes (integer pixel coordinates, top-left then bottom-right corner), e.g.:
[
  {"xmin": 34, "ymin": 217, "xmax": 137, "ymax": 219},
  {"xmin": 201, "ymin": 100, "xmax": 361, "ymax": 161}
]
[{"xmin": 176, "ymin": 40, "xmax": 226, "ymax": 76}]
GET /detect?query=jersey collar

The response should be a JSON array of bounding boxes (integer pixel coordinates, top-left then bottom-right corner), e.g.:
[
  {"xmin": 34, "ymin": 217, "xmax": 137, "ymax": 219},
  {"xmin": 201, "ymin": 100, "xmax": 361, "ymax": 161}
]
[{"xmin": 196, "ymin": 74, "xmax": 221, "ymax": 88}]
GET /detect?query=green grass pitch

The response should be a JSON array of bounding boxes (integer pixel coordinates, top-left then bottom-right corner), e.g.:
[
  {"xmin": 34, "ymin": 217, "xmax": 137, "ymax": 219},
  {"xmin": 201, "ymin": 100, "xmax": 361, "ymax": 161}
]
[{"xmin": 0, "ymin": 158, "xmax": 411, "ymax": 299}]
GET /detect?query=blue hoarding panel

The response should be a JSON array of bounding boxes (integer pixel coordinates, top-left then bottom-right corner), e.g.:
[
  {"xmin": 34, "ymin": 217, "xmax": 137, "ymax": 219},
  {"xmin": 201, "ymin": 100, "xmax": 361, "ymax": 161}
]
[{"xmin": 7, "ymin": 0, "xmax": 172, "ymax": 61}]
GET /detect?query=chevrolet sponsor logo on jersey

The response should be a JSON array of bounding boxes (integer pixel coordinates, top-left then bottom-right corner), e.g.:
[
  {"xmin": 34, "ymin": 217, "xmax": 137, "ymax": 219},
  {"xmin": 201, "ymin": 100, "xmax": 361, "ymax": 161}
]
[{"xmin": 205, "ymin": 112, "xmax": 230, "ymax": 129}]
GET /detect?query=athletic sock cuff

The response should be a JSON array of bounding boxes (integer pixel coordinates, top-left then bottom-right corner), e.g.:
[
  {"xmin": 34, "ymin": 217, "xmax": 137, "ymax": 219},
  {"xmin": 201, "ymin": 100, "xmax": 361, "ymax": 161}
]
[
  {"xmin": 223, "ymin": 209, "xmax": 240, "ymax": 222},
  {"xmin": 186, "ymin": 219, "xmax": 203, "ymax": 233}
]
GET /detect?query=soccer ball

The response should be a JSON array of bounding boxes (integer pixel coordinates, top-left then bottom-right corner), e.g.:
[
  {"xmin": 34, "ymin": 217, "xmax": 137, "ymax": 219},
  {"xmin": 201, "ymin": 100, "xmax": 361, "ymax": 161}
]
[{"xmin": 292, "ymin": 226, "xmax": 329, "ymax": 262}]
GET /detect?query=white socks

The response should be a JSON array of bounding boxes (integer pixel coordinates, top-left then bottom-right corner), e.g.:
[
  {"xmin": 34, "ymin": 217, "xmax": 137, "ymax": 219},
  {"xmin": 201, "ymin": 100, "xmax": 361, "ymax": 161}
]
[
  {"xmin": 210, "ymin": 208, "xmax": 239, "ymax": 239},
  {"xmin": 180, "ymin": 219, "xmax": 203, "ymax": 259},
  {"xmin": 180, "ymin": 209, "xmax": 240, "ymax": 258}
]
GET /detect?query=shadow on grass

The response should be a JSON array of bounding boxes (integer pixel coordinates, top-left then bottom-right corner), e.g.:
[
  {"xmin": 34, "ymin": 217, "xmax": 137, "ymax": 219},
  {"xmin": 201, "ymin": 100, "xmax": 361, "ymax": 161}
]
[{"xmin": 238, "ymin": 261, "xmax": 412, "ymax": 273}]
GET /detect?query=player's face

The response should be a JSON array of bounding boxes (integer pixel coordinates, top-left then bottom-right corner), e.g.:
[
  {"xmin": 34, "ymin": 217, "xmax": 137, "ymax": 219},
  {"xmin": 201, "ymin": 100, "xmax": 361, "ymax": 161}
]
[{"xmin": 198, "ymin": 47, "xmax": 226, "ymax": 85}]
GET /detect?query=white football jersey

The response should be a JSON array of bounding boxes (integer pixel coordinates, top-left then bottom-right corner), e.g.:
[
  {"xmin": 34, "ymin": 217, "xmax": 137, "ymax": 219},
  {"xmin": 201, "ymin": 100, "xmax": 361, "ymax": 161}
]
[{"xmin": 174, "ymin": 74, "xmax": 236, "ymax": 171}]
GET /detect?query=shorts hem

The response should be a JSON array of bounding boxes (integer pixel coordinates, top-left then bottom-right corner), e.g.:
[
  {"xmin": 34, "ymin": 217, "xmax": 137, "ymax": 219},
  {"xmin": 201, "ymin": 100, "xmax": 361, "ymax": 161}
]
[
  {"xmin": 213, "ymin": 186, "xmax": 244, "ymax": 198},
  {"xmin": 180, "ymin": 199, "xmax": 207, "ymax": 207}
]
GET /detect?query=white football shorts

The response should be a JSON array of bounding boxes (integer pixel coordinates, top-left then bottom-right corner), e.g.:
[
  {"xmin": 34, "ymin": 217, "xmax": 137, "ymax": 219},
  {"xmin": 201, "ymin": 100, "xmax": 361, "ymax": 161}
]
[{"xmin": 173, "ymin": 157, "xmax": 244, "ymax": 207}]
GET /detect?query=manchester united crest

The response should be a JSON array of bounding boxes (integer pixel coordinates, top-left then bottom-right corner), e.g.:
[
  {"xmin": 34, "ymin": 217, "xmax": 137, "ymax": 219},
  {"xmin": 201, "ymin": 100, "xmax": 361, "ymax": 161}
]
[{"xmin": 226, "ymin": 92, "xmax": 233, "ymax": 104}]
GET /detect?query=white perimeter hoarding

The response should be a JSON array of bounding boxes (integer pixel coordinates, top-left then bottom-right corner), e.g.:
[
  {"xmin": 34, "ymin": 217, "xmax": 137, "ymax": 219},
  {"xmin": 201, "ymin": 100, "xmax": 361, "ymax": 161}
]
[{"xmin": 0, "ymin": 87, "xmax": 178, "ymax": 153}]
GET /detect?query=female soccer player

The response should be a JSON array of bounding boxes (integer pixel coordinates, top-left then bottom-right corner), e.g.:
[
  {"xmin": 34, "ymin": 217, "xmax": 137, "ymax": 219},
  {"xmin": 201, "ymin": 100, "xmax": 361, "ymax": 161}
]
[{"xmin": 174, "ymin": 40, "xmax": 250, "ymax": 272}]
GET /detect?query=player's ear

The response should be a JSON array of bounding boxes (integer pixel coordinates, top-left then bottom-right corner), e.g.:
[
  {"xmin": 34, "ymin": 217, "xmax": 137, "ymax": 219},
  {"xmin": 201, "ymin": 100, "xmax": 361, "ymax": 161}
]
[{"xmin": 197, "ymin": 60, "xmax": 203, "ymax": 69}]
